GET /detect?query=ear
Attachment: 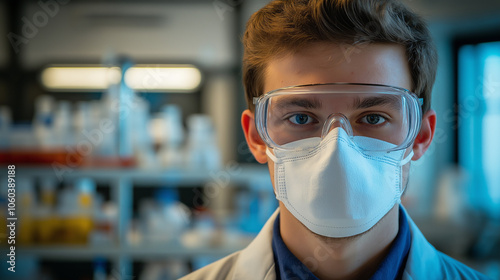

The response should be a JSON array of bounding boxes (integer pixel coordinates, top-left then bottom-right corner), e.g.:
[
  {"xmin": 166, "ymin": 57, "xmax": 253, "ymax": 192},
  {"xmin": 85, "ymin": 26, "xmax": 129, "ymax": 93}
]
[
  {"xmin": 412, "ymin": 109, "xmax": 437, "ymax": 160},
  {"xmin": 241, "ymin": 109, "xmax": 268, "ymax": 164}
]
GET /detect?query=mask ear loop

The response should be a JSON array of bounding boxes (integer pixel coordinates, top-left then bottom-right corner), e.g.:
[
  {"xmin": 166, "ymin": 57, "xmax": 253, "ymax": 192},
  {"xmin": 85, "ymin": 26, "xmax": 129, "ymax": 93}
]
[
  {"xmin": 400, "ymin": 149, "xmax": 414, "ymax": 166},
  {"xmin": 266, "ymin": 147, "xmax": 280, "ymax": 163},
  {"xmin": 265, "ymin": 147, "xmax": 281, "ymax": 197},
  {"xmin": 398, "ymin": 149, "xmax": 414, "ymax": 199}
]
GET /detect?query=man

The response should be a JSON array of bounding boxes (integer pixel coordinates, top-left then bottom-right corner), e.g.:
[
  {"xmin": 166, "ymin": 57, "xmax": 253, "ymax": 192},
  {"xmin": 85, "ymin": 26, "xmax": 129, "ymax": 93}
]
[{"xmin": 181, "ymin": 0, "xmax": 490, "ymax": 279}]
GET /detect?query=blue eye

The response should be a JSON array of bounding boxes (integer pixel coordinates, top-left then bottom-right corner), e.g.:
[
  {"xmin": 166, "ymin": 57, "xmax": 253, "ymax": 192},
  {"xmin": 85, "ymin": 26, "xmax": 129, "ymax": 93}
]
[
  {"xmin": 289, "ymin": 114, "xmax": 313, "ymax": 125},
  {"xmin": 361, "ymin": 114, "xmax": 386, "ymax": 125}
]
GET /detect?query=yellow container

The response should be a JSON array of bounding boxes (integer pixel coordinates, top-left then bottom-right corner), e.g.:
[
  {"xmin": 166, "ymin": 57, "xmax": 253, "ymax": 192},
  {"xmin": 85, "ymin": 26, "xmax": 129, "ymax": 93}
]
[
  {"xmin": 36, "ymin": 215, "xmax": 59, "ymax": 244},
  {"xmin": 59, "ymin": 216, "xmax": 93, "ymax": 244},
  {"xmin": 17, "ymin": 215, "xmax": 35, "ymax": 245}
]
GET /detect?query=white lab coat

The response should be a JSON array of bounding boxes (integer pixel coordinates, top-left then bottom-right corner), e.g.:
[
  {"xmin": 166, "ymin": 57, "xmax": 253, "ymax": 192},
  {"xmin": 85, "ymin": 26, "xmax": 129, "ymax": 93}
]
[{"xmin": 180, "ymin": 207, "xmax": 491, "ymax": 280}]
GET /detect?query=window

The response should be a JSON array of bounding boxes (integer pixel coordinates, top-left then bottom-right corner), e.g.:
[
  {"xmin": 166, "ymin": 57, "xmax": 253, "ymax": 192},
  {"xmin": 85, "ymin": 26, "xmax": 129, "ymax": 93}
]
[{"xmin": 457, "ymin": 40, "xmax": 500, "ymax": 219}]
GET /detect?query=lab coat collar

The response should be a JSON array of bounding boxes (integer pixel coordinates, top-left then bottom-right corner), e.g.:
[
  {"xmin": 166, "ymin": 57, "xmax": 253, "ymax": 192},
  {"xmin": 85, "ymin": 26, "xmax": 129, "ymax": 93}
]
[
  {"xmin": 231, "ymin": 208, "xmax": 279, "ymax": 280},
  {"xmin": 401, "ymin": 206, "xmax": 449, "ymax": 279},
  {"xmin": 230, "ymin": 206, "xmax": 487, "ymax": 280}
]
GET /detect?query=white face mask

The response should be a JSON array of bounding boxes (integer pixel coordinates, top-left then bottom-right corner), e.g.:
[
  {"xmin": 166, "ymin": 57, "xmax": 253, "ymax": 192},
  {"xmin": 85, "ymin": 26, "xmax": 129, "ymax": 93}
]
[{"xmin": 266, "ymin": 128, "xmax": 413, "ymax": 238}]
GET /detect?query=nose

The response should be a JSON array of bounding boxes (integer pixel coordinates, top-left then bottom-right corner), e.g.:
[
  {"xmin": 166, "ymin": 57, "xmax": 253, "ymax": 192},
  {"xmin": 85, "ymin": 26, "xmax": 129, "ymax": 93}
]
[{"xmin": 321, "ymin": 113, "xmax": 354, "ymax": 138}]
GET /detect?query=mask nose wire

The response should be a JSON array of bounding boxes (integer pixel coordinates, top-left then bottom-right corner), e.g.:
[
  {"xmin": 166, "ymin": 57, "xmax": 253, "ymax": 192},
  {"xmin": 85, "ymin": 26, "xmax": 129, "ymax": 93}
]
[{"xmin": 321, "ymin": 113, "xmax": 354, "ymax": 139}]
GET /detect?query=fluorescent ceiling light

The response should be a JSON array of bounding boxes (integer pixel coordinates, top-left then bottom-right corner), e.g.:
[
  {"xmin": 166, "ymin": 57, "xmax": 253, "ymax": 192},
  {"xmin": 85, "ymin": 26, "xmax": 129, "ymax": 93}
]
[
  {"xmin": 41, "ymin": 65, "xmax": 202, "ymax": 92},
  {"xmin": 41, "ymin": 67, "xmax": 121, "ymax": 91},
  {"xmin": 124, "ymin": 65, "xmax": 202, "ymax": 92}
]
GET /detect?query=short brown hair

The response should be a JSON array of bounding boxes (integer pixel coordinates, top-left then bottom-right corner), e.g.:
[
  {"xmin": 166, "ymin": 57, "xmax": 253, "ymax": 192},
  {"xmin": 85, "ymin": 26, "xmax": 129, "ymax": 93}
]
[{"xmin": 242, "ymin": 0, "xmax": 437, "ymax": 113}]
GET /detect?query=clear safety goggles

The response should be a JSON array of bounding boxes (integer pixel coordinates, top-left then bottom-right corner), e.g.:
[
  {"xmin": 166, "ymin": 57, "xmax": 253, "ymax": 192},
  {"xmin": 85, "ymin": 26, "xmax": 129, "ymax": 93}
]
[{"xmin": 253, "ymin": 83, "xmax": 423, "ymax": 152}]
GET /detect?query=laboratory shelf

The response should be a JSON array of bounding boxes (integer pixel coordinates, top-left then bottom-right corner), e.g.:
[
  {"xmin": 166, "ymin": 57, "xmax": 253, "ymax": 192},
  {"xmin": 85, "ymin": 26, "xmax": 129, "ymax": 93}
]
[
  {"xmin": 14, "ymin": 163, "xmax": 271, "ymax": 188},
  {"xmin": 16, "ymin": 242, "xmax": 251, "ymax": 261},
  {"xmin": 7, "ymin": 163, "xmax": 273, "ymax": 275}
]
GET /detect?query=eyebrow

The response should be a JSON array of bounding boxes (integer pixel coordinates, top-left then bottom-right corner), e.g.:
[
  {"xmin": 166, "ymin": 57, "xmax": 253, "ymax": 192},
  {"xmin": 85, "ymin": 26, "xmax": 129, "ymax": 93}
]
[
  {"xmin": 351, "ymin": 95, "xmax": 401, "ymax": 110},
  {"xmin": 273, "ymin": 96, "xmax": 322, "ymax": 110}
]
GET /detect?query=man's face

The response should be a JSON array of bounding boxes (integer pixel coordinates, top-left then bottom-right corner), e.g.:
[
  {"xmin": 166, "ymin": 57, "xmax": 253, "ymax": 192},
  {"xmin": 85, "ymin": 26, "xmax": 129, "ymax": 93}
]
[{"xmin": 262, "ymin": 42, "xmax": 414, "ymax": 190}]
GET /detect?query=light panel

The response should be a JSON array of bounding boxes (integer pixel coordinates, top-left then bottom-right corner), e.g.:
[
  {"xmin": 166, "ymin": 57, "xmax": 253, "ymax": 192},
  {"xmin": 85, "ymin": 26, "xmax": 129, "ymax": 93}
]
[
  {"xmin": 124, "ymin": 65, "xmax": 202, "ymax": 92},
  {"xmin": 41, "ymin": 65, "xmax": 202, "ymax": 92},
  {"xmin": 41, "ymin": 67, "xmax": 121, "ymax": 91}
]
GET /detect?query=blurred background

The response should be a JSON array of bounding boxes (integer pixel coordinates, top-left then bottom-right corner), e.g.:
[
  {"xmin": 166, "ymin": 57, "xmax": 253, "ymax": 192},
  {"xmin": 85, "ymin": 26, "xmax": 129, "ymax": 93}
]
[{"xmin": 0, "ymin": 0, "xmax": 499, "ymax": 279}]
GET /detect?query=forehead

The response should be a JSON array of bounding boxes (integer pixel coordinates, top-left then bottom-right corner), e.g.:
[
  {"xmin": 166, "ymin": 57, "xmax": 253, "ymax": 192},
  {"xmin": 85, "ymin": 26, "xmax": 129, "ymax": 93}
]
[
  {"xmin": 269, "ymin": 91, "xmax": 404, "ymax": 114},
  {"xmin": 263, "ymin": 42, "xmax": 412, "ymax": 94}
]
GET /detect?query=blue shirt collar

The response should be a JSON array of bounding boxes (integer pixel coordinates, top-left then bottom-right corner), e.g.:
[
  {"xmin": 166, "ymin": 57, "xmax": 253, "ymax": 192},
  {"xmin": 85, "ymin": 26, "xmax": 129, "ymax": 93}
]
[
  {"xmin": 271, "ymin": 213, "xmax": 319, "ymax": 280},
  {"xmin": 272, "ymin": 206, "xmax": 411, "ymax": 280}
]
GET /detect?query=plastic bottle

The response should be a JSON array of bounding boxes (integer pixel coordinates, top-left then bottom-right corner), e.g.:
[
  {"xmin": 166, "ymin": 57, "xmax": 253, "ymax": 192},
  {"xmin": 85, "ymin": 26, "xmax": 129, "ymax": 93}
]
[
  {"xmin": 132, "ymin": 97, "xmax": 157, "ymax": 168},
  {"xmin": 0, "ymin": 178, "xmax": 8, "ymax": 244},
  {"xmin": 186, "ymin": 114, "xmax": 221, "ymax": 170},
  {"xmin": 0, "ymin": 106, "xmax": 11, "ymax": 149},
  {"xmin": 99, "ymin": 84, "xmax": 119, "ymax": 157},
  {"xmin": 74, "ymin": 102, "xmax": 90, "ymax": 133},
  {"xmin": 17, "ymin": 178, "xmax": 36, "ymax": 244},
  {"xmin": 157, "ymin": 189, "xmax": 190, "ymax": 241},
  {"xmin": 142, "ymin": 189, "xmax": 190, "ymax": 244},
  {"xmin": 93, "ymin": 258, "xmax": 107, "ymax": 280},
  {"xmin": 74, "ymin": 178, "xmax": 95, "ymax": 243},
  {"xmin": 57, "ymin": 179, "xmax": 94, "ymax": 244},
  {"xmin": 90, "ymin": 198, "xmax": 117, "ymax": 245},
  {"xmin": 57, "ymin": 185, "xmax": 78, "ymax": 244},
  {"xmin": 33, "ymin": 95, "xmax": 55, "ymax": 148},
  {"xmin": 37, "ymin": 178, "xmax": 58, "ymax": 244},
  {"xmin": 159, "ymin": 104, "xmax": 185, "ymax": 167},
  {"xmin": 140, "ymin": 261, "xmax": 189, "ymax": 280},
  {"xmin": 99, "ymin": 56, "xmax": 136, "ymax": 159},
  {"xmin": 53, "ymin": 100, "xmax": 73, "ymax": 147},
  {"xmin": 74, "ymin": 101, "xmax": 93, "ymax": 155}
]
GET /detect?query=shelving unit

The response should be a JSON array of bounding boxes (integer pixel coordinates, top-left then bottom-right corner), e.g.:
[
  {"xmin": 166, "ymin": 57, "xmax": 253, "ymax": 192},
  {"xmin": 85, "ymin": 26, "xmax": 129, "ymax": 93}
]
[
  {"xmin": 5, "ymin": 163, "xmax": 273, "ymax": 277},
  {"xmin": 18, "ymin": 243, "xmax": 251, "ymax": 260}
]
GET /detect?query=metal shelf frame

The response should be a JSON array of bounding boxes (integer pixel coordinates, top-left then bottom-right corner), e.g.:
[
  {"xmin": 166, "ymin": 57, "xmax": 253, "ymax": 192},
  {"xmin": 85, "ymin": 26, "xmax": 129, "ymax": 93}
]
[{"xmin": 5, "ymin": 163, "xmax": 272, "ymax": 276}]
